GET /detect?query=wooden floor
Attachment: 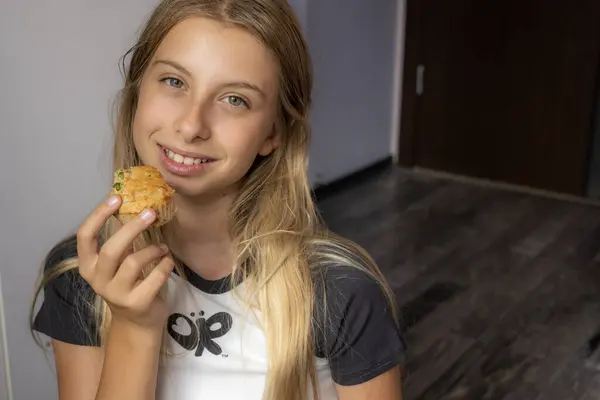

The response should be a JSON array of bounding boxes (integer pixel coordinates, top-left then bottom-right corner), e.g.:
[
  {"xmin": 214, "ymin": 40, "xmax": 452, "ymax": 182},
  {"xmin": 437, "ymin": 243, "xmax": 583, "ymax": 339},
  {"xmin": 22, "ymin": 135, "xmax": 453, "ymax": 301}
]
[{"xmin": 317, "ymin": 165, "xmax": 600, "ymax": 400}]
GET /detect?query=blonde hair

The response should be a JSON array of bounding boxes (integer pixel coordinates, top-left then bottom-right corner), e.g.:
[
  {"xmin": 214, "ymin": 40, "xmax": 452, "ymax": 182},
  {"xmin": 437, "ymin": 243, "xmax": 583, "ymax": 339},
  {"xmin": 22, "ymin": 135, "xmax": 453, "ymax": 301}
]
[{"xmin": 31, "ymin": 1, "xmax": 399, "ymax": 399}]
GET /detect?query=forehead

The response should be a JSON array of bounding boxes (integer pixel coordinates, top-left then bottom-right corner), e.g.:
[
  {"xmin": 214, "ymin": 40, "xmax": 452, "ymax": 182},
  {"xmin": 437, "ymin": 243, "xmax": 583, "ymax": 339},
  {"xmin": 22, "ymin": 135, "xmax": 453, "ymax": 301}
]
[{"xmin": 152, "ymin": 17, "xmax": 279, "ymax": 90}]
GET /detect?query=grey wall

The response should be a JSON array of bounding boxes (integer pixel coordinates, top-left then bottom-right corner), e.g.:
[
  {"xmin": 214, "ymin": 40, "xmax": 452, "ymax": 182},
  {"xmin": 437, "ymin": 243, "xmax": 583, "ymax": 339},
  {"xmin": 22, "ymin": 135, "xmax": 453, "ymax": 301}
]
[
  {"xmin": 288, "ymin": 0, "xmax": 308, "ymax": 29},
  {"xmin": 0, "ymin": 1, "xmax": 401, "ymax": 399},
  {"xmin": 306, "ymin": 0, "xmax": 399, "ymax": 185},
  {"xmin": 0, "ymin": 2, "xmax": 160, "ymax": 399}
]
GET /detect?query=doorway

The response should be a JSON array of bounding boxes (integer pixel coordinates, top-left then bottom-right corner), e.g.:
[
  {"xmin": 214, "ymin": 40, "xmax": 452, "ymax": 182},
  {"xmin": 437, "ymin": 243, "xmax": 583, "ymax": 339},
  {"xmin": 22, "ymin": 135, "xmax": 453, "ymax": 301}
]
[{"xmin": 398, "ymin": 0, "xmax": 600, "ymax": 196}]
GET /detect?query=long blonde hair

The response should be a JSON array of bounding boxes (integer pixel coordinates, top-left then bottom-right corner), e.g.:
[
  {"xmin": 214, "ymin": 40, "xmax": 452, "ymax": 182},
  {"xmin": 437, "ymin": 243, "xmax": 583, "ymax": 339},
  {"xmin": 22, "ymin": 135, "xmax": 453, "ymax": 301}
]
[{"xmin": 31, "ymin": 1, "xmax": 399, "ymax": 399}]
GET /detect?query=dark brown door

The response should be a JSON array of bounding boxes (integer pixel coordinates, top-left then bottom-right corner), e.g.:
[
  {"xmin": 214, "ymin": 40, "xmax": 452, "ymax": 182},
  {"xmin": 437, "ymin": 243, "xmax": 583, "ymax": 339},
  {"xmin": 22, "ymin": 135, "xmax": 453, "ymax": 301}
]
[{"xmin": 399, "ymin": 0, "xmax": 600, "ymax": 195}]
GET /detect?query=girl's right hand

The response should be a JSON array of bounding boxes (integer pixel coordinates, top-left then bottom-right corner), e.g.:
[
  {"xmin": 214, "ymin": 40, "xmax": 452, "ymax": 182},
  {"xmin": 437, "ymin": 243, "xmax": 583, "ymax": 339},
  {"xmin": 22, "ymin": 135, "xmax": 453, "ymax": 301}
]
[{"xmin": 76, "ymin": 195, "xmax": 175, "ymax": 333}]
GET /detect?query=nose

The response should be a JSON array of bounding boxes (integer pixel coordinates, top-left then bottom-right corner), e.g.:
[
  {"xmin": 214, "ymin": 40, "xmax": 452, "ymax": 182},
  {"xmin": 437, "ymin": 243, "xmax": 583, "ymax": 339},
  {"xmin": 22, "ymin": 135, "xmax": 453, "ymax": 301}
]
[{"xmin": 174, "ymin": 100, "xmax": 211, "ymax": 143}]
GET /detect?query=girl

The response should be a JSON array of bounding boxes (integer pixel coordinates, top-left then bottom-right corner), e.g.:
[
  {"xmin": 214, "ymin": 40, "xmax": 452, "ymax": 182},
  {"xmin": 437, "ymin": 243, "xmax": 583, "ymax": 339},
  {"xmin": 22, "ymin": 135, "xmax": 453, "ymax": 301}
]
[{"xmin": 31, "ymin": 0, "xmax": 406, "ymax": 399}]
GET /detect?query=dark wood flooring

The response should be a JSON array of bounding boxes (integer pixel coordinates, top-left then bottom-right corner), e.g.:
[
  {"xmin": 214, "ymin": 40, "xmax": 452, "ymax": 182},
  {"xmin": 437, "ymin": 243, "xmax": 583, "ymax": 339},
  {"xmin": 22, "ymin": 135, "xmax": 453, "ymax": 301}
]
[{"xmin": 317, "ymin": 165, "xmax": 600, "ymax": 400}]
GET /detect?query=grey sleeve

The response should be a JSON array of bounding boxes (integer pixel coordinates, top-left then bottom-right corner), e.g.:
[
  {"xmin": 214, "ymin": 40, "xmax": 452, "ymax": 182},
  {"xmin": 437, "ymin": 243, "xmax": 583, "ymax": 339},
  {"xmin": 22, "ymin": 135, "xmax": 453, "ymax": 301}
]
[
  {"xmin": 32, "ymin": 235, "xmax": 100, "ymax": 346},
  {"xmin": 313, "ymin": 265, "xmax": 406, "ymax": 386}
]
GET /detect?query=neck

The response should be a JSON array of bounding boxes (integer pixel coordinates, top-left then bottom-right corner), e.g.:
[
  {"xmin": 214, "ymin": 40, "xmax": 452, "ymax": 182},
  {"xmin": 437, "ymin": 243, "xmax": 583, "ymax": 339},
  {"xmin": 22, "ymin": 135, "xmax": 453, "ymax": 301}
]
[{"xmin": 164, "ymin": 192, "xmax": 236, "ymax": 280}]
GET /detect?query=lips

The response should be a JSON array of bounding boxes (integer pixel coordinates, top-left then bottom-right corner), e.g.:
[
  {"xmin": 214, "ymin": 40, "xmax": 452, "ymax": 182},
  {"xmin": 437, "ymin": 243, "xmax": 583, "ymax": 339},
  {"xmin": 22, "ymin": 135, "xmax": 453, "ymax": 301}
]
[
  {"xmin": 158, "ymin": 145, "xmax": 216, "ymax": 176},
  {"xmin": 163, "ymin": 148, "xmax": 212, "ymax": 165}
]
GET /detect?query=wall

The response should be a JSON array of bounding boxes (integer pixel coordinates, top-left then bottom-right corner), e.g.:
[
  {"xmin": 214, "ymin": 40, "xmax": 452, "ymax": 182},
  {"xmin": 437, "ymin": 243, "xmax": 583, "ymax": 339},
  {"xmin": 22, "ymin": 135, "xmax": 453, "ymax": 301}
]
[
  {"xmin": 286, "ymin": 0, "xmax": 401, "ymax": 185},
  {"xmin": 288, "ymin": 0, "xmax": 308, "ymax": 29},
  {"xmin": 306, "ymin": 0, "xmax": 399, "ymax": 185},
  {"xmin": 0, "ymin": 1, "xmax": 160, "ymax": 399},
  {"xmin": 0, "ymin": 1, "xmax": 402, "ymax": 399}
]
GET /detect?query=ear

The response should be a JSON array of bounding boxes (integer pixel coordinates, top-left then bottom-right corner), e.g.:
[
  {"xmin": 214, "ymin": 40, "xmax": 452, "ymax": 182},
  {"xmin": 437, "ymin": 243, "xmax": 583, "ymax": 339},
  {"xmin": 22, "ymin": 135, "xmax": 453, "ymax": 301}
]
[{"xmin": 258, "ymin": 124, "xmax": 281, "ymax": 156}]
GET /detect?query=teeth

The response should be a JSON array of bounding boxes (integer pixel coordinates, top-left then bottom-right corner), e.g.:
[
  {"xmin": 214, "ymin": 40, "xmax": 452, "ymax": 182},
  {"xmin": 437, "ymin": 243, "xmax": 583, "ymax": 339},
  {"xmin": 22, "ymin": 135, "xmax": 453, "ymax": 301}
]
[{"xmin": 165, "ymin": 148, "xmax": 210, "ymax": 165}]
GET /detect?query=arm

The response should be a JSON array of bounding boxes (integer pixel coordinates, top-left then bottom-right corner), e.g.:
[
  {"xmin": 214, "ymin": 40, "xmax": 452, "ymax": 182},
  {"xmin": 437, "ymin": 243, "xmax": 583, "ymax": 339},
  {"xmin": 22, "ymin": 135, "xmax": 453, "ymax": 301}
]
[
  {"xmin": 335, "ymin": 367, "xmax": 403, "ymax": 400},
  {"xmin": 75, "ymin": 197, "xmax": 173, "ymax": 400},
  {"xmin": 34, "ymin": 197, "xmax": 173, "ymax": 400},
  {"xmin": 95, "ymin": 320, "xmax": 162, "ymax": 400},
  {"xmin": 52, "ymin": 340, "xmax": 103, "ymax": 400},
  {"xmin": 52, "ymin": 321, "xmax": 163, "ymax": 400},
  {"xmin": 314, "ymin": 266, "xmax": 406, "ymax": 400}
]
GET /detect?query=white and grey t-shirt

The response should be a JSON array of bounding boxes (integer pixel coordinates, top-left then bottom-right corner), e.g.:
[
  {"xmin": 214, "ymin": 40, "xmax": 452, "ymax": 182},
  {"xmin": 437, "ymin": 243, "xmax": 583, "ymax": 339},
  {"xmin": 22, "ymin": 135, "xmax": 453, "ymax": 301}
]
[{"xmin": 34, "ymin": 236, "xmax": 406, "ymax": 399}]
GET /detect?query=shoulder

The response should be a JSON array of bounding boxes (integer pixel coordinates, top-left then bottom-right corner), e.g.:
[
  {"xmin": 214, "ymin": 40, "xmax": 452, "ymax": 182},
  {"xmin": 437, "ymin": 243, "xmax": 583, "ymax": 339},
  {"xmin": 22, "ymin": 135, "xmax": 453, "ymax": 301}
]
[
  {"xmin": 312, "ymin": 264, "xmax": 394, "ymax": 327},
  {"xmin": 42, "ymin": 235, "xmax": 91, "ymax": 302},
  {"xmin": 313, "ymin": 264, "xmax": 389, "ymax": 304},
  {"xmin": 312, "ymin": 264, "xmax": 406, "ymax": 386},
  {"xmin": 33, "ymin": 234, "xmax": 100, "ymax": 346}
]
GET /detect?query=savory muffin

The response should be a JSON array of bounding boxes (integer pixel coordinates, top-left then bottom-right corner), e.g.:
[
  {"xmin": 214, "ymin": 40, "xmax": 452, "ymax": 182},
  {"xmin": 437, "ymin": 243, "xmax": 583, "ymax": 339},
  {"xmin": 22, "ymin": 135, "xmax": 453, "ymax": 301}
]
[{"xmin": 111, "ymin": 166, "xmax": 176, "ymax": 227}]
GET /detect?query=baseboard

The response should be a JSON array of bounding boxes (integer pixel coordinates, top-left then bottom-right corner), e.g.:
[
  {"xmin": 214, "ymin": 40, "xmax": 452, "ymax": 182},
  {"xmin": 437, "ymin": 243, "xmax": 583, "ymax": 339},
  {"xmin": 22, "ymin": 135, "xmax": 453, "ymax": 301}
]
[
  {"xmin": 415, "ymin": 167, "xmax": 600, "ymax": 208},
  {"xmin": 313, "ymin": 156, "xmax": 393, "ymax": 202}
]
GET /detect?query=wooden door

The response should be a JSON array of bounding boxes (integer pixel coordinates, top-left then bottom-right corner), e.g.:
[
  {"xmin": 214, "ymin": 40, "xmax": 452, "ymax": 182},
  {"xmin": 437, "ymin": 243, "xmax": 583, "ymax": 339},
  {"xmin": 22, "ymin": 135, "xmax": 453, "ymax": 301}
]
[{"xmin": 399, "ymin": 0, "xmax": 600, "ymax": 195}]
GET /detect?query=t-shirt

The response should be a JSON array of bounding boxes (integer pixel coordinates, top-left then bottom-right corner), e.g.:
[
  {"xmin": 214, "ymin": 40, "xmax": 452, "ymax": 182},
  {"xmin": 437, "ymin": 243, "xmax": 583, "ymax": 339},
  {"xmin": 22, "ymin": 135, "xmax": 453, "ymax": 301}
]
[{"xmin": 33, "ymin": 236, "xmax": 406, "ymax": 399}]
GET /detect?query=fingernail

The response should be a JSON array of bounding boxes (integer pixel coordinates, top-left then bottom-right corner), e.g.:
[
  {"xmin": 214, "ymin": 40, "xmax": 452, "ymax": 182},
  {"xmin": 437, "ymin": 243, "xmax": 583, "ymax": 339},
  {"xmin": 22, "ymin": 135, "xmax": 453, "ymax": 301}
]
[
  {"xmin": 140, "ymin": 209, "xmax": 155, "ymax": 221},
  {"xmin": 107, "ymin": 196, "xmax": 120, "ymax": 207},
  {"xmin": 159, "ymin": 244, "xmax": 169, "ymax": 252}
]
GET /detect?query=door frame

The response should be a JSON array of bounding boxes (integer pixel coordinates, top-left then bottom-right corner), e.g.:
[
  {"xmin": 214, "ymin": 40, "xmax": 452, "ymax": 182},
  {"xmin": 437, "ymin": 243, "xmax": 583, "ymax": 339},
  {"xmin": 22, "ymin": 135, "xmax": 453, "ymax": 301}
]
[
  {"xmin": 0, "ymin": 270, "xmax": 13, "ymax": 400},
  {"xmin": 390, "ymin": 0, "xmax": 419, "ymax": 166}
]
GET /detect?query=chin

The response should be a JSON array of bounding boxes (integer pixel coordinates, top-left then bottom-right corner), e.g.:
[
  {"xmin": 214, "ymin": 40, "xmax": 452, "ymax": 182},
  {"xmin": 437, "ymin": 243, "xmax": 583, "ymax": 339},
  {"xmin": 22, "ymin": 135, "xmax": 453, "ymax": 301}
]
[
  {"xmin": 168, "ymin": 182, "xmax": 206, "ymax": 198},
  {"xmin": 168, "ymin": 178, "xmax": 238, "ymax": 203}
]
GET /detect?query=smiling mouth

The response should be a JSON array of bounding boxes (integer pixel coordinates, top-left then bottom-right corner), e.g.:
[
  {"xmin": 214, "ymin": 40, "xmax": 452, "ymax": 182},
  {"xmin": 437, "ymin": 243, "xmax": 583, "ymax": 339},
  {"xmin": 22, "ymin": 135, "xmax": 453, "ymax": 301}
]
[{"xmin": 162, "ymin": 147, "xmax": 214, "ymax": 165}]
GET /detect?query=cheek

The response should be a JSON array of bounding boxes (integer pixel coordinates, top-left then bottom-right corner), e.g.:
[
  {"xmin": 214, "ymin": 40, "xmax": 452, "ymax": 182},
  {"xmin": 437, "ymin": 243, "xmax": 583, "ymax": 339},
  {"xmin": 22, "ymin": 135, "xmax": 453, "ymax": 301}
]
[
  {"xmin": 132, "ymin": 89, "xmax": 168, "ymax": 161},
  {"xmin": 135, "ymin": 90, "xmax": 174, "ymax": 134},
  {"xmin": 223, "ymin": 118, "xmax": 273, "ymax": 160},
  {"xmin": 133, "ymin": 91, "xmax": 182, "ymax": 155}
]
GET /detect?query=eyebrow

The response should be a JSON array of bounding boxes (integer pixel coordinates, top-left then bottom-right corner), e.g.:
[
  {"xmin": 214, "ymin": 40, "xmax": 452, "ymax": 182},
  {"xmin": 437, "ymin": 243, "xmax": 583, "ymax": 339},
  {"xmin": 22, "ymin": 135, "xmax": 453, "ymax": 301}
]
[
  {"xmin": 153, "ymin": 59, "xmax": 192, "ymax": 77},
  {"xmin": 153, "ymin": 59, "xmax": 266, "ymax": 98},
  {"xmin": 221, "ymin": 82, "xmax": 266, "ymax": 98}
]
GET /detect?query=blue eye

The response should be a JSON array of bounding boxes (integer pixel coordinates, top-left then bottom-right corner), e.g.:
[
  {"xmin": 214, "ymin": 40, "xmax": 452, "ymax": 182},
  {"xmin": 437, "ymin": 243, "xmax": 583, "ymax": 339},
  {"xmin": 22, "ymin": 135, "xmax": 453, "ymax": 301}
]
[
  {"xmin": 226, "ymin": 96, "xmax": 249, "ymax": 108},
  {"xmin": 162, "ymin": 77, "xmax": 185, "ymax": 89}
]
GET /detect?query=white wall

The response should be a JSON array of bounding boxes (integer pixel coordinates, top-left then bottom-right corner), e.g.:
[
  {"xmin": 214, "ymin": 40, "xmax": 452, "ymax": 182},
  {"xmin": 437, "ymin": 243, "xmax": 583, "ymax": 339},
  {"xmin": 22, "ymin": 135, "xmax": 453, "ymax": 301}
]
[
  {"xmin": 0, "ymin": 1, "xmax": 160, "ymax": 399},
  {"xmin": 0, "ymin": 1, "xmax": 404, "ymax": 399}
]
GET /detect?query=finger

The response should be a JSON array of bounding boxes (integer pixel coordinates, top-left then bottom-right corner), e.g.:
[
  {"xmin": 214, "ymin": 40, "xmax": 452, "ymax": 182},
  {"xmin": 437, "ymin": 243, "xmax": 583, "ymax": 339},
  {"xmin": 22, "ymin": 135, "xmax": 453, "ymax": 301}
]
[
  {"xmin": 111, "ymin": 218, "xmax": 135, "ymax": 259},
  {"xmin": 131, "ymin": 255, "xmax": 175, "ymax": 307},
  {"xmin": 115, "ymin": 244, "xmax": 169, "ymax": 288},
  {"xmin": 96, "ymin": 209, "xmax": 157, "ymax": 283},
  {"xmin": 77, "ymin": 196, "xmax": 122, "ymax": 268}
]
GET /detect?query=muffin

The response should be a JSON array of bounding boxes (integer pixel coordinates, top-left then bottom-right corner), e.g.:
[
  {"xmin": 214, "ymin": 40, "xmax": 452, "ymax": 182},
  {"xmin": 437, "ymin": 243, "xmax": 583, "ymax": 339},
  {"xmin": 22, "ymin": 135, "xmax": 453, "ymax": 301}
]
[{"xmin": 111, "ymin": 166, "xmax": 176, "ymax": 227}]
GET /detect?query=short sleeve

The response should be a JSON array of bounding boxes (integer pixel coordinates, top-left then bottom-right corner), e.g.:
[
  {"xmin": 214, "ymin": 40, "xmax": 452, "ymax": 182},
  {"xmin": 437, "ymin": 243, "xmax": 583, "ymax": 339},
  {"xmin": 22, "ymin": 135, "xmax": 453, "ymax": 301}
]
[
  {"xmin": 313, "ymin": 265, "xmax": 406, "ymax": 386},
  {"xmin": 32, "ymin": 235, "xmax": 100, "ymax": 346}
]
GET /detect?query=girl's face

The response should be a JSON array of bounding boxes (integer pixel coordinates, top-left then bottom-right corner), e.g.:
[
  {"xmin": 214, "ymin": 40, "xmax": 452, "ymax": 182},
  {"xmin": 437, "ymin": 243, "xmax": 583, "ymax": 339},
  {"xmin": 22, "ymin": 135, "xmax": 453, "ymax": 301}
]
[{"xmin": 132, "ymin": 17, "xmax": 280, "ymax": 199}]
